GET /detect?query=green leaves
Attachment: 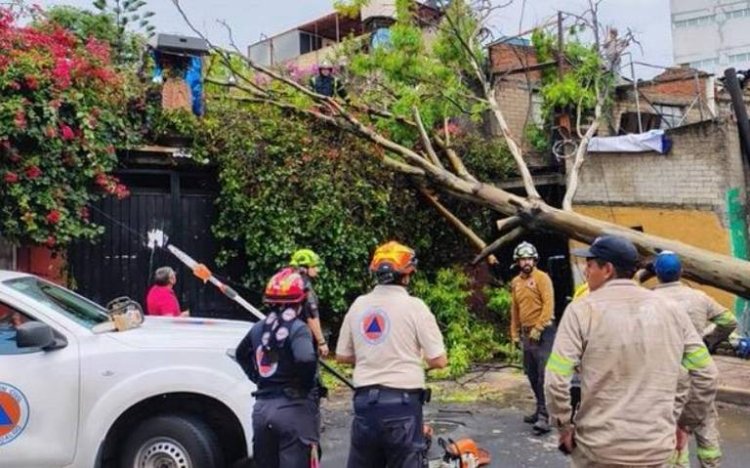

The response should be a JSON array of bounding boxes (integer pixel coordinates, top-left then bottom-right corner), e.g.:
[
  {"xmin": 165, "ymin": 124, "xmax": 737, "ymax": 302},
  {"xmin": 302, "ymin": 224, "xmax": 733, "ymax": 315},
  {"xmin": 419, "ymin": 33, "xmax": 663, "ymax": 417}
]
[{"xmin": 412, "ymin": 267, "xmax": 505, "ymax": 378}]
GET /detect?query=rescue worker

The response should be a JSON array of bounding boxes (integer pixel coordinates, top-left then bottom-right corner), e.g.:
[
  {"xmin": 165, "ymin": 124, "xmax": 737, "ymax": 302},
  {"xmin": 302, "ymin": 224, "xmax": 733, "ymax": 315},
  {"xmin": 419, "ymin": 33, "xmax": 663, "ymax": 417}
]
[
  {"xmin": 336, "ymin": 241, "xmax": 447, "ymax": 468},
  {"xmin": 545, "ymin": 235, "xmax": 719, "ymax": 467},
  {"xmin": 290, "ymin": 248, "xmax": 329, "ymax": 357},
  {"xmin": 509, "ymin": 241, "xmax": 556, "ymax": 434},
  {"xmin": 651, "ymin": 251, "xmax": 737, "ymax": 468},
  {"xmin": 309, "ymin": 60, "xmax": 346, "ymax": 99},
  {"xmin": 236, "ymin": 267, "xmax": 320, "ymax": 468}
]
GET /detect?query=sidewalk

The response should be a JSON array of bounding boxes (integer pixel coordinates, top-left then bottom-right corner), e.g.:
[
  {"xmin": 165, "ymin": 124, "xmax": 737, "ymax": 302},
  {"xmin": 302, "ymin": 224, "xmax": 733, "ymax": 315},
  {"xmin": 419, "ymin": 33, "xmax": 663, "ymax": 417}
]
[{"xmin": 715, "ymin": 355, "xmax": 750, "ymax": 406}]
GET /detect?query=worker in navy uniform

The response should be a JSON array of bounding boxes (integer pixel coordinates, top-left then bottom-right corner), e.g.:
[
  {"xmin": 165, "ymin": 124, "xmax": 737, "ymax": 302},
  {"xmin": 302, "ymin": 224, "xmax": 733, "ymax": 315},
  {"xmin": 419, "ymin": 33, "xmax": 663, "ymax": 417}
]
[
  {"xmin": 336, "ymin": 241, "xmax": 448, "ymax": 467},
  {"xmin": 236, "ymin": 267, "xmax": 320, "ymax": 468}
]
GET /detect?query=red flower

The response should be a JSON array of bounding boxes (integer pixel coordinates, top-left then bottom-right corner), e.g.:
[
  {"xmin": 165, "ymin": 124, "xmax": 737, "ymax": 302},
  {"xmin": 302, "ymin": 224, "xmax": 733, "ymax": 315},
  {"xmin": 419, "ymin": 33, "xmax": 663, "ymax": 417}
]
[
  {"xmin": 53, "ymin": 58, "xmax": 72, "ymax": 89},
  {"xmin": 60, "ymin": 124, "xmax": 75, "ymax": 141},
  {"xmin": 14, "ymin": 109, "xmax": 26, "ymax": 129},
  {"xmin": 25, "ymin": 165, "xmax": 42, "ymax": 179},
  {"xmin": 24, "ymin": 75, "xmax": 38, "ymax": 90},
  {"xmin": 3, "ymin": 171, "xmax": 18, "ymax": 183},
  {"xmin": 79, "ymin": 207, "xmax": 90, "ymax": 220},
  {"xmin": 45, "ymin": 236, "xmax": 56, "ymax": 248},
  {"xmin": 46, "ymin": 210, "xmax": 62, "ymax": 224}
]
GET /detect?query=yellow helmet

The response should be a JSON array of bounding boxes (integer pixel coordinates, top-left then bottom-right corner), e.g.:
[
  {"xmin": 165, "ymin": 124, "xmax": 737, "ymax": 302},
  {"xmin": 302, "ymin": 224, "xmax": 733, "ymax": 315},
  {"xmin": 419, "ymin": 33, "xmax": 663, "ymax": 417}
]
[{"xmin": 369, "ymin": 241, "xmax": 417, "ymax": 275}]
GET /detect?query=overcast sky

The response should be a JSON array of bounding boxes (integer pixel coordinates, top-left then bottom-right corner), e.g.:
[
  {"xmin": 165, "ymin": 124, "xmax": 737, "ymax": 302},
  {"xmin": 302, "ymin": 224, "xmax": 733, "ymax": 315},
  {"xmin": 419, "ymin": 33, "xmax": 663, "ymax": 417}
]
[{"xmin": 40, "ymin": 0, "xmax": 674, "ymax": 78}]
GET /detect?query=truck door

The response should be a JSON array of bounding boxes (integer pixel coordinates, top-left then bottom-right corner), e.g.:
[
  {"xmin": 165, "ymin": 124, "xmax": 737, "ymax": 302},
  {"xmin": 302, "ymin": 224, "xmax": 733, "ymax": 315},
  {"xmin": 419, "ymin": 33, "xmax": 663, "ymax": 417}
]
[{"xmin": 0, "ymin": 299, "xmax": 80, "ymax": 467}]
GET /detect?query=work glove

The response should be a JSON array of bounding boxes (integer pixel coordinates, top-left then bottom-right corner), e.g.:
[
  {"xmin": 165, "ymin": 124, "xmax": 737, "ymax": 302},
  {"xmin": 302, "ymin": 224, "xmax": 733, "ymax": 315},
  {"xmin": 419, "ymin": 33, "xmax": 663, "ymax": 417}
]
[{"xmin": 529, "ymin": 328, "xmax": 542, "ymax": 342}]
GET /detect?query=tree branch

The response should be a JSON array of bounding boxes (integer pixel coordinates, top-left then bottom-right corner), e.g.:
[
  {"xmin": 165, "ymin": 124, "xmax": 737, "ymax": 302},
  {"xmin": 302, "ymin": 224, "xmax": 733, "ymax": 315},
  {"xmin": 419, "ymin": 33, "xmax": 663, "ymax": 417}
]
[
  {"xmin": 413, "ymin": 107, "xmax": 444, "ymax": 169},
  {"xmin": 418, "ymin": 186, "xmax": 496, "ymax": 264},
  {"xmin": 472, "ymin": 226, "xmax": 525, "ymax": 265}
]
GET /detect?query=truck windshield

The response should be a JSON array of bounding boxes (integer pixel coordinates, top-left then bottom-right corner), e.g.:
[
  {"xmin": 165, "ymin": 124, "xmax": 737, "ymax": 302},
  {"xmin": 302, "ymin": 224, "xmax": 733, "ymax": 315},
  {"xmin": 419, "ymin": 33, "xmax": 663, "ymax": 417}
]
[{"xmin": 4, "ymin": 277, "xmax": 110, "ymax": 328}]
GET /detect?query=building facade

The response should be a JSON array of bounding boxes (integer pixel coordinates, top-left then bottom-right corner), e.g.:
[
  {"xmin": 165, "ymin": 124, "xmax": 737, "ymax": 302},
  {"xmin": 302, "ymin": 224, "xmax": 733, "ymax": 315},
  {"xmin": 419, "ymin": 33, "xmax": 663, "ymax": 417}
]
[{"xmin": 672, "ymin": 0, "xmax": 750, "ymax": 73}]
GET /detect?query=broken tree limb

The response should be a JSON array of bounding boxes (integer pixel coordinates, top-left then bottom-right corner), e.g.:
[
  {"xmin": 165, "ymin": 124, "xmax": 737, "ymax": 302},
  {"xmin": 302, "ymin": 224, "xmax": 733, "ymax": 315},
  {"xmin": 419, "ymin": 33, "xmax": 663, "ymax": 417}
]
[
  {"xmin": 417, "ymin": 187, "xmax": 497, "ymax": 264},
  {"xmin": 472, "ymin": 226, "xmax": 525, "ymax": 265},
  {"xmin": 495, "ymin": 215, "xmax": 522, "ymax": 235},
  {"xmin": 413, "ymin": 107, "xmax": 445, "ymax": 169}
]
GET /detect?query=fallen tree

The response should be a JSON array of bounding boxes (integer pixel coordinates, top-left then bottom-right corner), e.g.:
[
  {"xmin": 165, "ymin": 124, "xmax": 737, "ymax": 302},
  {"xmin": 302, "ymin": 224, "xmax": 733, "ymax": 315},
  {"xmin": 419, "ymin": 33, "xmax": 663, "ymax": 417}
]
[{"xmin": 173, "ymin": 0, "xmax": 750, "ymax": 298}]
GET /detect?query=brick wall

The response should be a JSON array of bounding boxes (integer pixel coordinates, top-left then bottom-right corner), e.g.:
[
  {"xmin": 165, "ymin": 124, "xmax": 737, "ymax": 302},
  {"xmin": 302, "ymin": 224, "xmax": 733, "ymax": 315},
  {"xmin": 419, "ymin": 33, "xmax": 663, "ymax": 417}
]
[
  {"xmin": 491, "ymin": 81, "xmax": 536, "ymax": 146},
  {"xmin": 572, "ymin": 118, "xmax": 745, "ymax": 219},
  {"xmin": 489, "ymin": 43, "xmax": 543, "ymax": 81}
]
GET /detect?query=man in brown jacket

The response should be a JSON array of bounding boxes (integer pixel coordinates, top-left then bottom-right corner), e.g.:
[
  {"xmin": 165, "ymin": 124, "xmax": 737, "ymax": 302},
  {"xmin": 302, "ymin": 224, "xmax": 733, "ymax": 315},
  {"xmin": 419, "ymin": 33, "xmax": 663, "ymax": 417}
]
[
  {"xmin": 545, "ymin": 235, "xmax": 718, "ymax": 467},
  {"xmin": 510, "ymin": 241, "xmax": 556, "ymax": 434},
  {"xmin": 652, "ymin": 251, "xmax": 736, "ymax": 468}
]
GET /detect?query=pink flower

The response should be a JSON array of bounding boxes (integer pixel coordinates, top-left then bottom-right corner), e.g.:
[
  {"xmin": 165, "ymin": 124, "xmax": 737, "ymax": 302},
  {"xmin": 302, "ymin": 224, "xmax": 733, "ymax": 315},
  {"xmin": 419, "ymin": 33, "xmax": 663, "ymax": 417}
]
[
  {"xmin": 53, "ymin": 58, "xmax": 72, "ymax": 89},
  {"xmin": 4, "ymin": 171, "xmax": 18, "ymax": 183},
  {"xmin": 60, "ymin": 125, "xmax": 75, "ymax": 141},
  {"xmin": 25, "ymin": 165, "xmax": 42, "ymax": 179},
  {"xmin": 114, "ymin": 184, "xmax": 130, "ymax": 199}
]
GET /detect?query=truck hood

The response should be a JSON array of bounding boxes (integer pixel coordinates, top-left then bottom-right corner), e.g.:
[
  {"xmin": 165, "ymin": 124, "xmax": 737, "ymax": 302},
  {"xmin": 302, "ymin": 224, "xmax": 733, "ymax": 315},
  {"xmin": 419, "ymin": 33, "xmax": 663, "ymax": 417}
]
[{"xmin": 108, "ymin": 316, "xmax": 253, "ymax": 350}]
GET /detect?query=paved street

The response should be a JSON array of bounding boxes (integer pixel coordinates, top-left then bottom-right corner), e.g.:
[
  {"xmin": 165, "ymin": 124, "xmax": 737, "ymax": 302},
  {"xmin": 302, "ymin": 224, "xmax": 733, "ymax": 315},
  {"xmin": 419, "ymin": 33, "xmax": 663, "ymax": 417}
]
[{"xmin": 321, "ymin": 399, "xmax": 750, "ymax": 467}]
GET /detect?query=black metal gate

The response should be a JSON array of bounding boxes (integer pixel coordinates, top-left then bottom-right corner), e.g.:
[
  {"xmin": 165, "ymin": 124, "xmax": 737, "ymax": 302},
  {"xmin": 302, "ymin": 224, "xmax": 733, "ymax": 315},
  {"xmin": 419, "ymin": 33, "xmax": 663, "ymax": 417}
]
[{"xmin": 69, "ymin": 169, "xmax": 247, "ymax": 319}]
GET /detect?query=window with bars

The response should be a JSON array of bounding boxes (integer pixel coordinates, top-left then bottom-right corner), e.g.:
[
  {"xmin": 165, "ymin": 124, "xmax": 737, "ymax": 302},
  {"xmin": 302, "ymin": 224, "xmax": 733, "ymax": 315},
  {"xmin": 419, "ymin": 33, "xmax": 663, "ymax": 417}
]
[
  {"xmin": 653, "ymin": 104, "xmax": 685, "ymax": 129},
  {"xmin": 673, "ymin": 14, "xmax": 715, "ymax": 28}
]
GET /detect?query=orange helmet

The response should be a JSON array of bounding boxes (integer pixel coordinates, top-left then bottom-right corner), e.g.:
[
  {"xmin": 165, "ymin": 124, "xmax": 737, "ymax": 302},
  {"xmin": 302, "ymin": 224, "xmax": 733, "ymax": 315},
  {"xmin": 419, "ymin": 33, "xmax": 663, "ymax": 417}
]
[
  {"xmin": 369, "ymin": 241, "xmax": 417, "ymax": 275},
  {"xmin": 263, "ymin": 267, "xmax": 306, "ymax": 304}
]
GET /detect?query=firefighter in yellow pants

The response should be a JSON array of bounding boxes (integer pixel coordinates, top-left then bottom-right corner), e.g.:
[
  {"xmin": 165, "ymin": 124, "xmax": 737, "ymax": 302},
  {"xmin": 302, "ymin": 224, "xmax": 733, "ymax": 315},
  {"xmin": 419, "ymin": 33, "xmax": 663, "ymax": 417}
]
[{"xmin": 652, "ymin": 252, "xmax": 736, "ymax": 468}]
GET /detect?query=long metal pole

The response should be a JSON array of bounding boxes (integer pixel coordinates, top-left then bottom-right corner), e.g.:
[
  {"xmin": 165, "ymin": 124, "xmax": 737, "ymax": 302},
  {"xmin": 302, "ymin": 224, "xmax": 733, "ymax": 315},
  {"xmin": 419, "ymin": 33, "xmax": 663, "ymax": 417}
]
[
  {"xmin": 166, "ymin": 245, "xmax": 356, "ymax": 390},
  {"xmin": 630, "ymin": 59, "xmax": 643, "ymax": 133}
]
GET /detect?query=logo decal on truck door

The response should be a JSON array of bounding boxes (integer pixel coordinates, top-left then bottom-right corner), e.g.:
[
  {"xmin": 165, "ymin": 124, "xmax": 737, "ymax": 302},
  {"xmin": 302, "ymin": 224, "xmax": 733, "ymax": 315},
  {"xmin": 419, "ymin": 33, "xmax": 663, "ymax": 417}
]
[{"xmin": 0, "ymin": 382, "xmax": 29, "ymax": 446}]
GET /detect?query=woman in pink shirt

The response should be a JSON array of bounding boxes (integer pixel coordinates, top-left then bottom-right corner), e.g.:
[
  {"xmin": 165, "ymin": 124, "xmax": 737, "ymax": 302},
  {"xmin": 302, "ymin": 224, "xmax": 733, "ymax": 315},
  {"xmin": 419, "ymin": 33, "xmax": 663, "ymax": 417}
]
[{"xmin": 145, "ymin": 267, "xmax": 189, "ymax": 317}]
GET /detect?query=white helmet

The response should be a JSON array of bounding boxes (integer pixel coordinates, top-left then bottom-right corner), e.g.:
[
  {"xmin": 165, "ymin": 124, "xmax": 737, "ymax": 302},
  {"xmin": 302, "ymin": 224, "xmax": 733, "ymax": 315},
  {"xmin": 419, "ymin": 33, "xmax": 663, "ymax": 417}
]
[{"xmin": 513, "ymin": 242, "xmax": 539, "ymax": 261}]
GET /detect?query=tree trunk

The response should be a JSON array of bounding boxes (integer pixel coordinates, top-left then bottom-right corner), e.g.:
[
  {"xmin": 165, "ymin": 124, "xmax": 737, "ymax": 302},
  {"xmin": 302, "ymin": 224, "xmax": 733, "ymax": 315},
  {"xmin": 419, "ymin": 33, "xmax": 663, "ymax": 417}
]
[{"xmin": 472, "ymin": 181, "xmax": 750, "ymax": 298}]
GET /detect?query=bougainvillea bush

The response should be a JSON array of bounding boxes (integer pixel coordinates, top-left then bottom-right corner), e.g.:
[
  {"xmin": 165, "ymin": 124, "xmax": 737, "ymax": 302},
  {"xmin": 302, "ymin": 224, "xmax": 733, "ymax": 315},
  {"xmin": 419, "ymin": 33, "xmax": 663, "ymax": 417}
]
[{"xmin": 0, "ymin": 7, "xmax": 131, "ymax": 247}]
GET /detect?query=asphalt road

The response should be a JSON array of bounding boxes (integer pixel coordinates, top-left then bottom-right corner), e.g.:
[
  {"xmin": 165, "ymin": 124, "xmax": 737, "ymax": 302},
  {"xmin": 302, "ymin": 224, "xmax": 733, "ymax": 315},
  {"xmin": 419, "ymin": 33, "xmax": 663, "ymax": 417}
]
[{"xmin": 321, "ymin": 399, "xmax": 750, "ymax": 467}]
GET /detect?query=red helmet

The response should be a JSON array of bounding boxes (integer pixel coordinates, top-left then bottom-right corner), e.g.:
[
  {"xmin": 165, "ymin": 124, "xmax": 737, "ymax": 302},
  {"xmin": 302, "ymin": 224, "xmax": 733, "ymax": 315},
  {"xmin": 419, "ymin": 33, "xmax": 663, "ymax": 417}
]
[{"xmin": 263, "ymin": 268, "xmax": 306, "ymax": 304}]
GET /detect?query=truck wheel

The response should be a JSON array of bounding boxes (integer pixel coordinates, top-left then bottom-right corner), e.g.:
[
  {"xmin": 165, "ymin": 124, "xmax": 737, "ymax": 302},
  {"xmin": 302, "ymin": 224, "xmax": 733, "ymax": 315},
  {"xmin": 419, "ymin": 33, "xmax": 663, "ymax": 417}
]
[{"xmin": 119, "ymin": 414, "xmax": 225, "ymax": 468}]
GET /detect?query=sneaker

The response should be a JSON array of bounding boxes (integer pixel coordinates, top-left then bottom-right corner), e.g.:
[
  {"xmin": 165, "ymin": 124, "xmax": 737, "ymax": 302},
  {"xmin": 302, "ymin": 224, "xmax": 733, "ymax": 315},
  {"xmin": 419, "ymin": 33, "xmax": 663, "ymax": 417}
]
[
  {"xmin": 533, "ymin": 417, "xmax": 551, "ymax": 434},
  {"xmin": 523, "ymin": 413, "xmax": 538, "ymax": 424}
]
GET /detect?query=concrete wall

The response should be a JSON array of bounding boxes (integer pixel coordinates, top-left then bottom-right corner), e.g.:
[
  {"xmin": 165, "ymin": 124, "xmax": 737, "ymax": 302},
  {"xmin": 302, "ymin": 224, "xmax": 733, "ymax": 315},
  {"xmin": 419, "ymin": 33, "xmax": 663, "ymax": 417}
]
[
  {"xmin": 572, "ymin": 206, "xmax": 737, "ymax": 309},
  {"xmin": 671, "ymin": 0, "xmax": 750, "ymax": 73},
  {"xmin": 572, "ymin": 118, "xmax": 749, "ymax": 311},
  {"xmin": 574, "ymin": 119, "xmax": 745, "ymax": 215}
]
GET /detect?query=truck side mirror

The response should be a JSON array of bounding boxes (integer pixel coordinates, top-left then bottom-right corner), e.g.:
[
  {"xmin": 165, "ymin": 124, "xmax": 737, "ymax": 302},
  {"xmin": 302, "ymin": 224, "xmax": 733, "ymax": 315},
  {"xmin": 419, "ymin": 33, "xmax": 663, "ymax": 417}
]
[{"xmin": 16, "ymin": 322, "xmax": 67, "ymax": 351}]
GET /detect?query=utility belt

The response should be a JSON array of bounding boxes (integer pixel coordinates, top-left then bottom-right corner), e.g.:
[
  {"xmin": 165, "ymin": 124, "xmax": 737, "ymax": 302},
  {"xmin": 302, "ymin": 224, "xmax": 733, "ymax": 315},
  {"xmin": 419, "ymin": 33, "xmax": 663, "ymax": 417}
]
[
  {"xmin": 253, "ymin": 386, "xmax": 323, "ymax": 400},
  {"xmin": 354, "ymin": 385, "xmax": 431, "ymax": 405}
]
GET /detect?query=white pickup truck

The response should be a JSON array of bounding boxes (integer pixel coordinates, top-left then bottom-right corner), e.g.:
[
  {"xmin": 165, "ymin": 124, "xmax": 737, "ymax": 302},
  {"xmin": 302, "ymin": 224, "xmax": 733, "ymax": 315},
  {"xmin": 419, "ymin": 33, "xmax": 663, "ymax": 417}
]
[{"xmin": 0, "ymin": 270, "xmax": 256, "ymax": 468}]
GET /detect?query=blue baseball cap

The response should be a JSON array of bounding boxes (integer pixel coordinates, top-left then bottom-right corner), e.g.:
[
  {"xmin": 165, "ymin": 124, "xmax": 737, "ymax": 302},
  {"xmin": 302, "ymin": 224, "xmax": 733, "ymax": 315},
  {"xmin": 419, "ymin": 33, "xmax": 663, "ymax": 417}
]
[
  {"xmin": 571, "ymin": 235, "xmax": 639, "ymax": 270},
  {"xmin": 654, "ymin": 251, "xmax": 682, "ymax": 282}
]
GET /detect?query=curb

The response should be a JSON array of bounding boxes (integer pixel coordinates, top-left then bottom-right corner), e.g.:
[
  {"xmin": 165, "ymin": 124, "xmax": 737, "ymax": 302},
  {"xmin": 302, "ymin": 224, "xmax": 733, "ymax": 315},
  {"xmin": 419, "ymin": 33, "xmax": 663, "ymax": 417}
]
[{"xmin": 716, "ymin": 386, "xmax": 750, "ymax": 406}]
